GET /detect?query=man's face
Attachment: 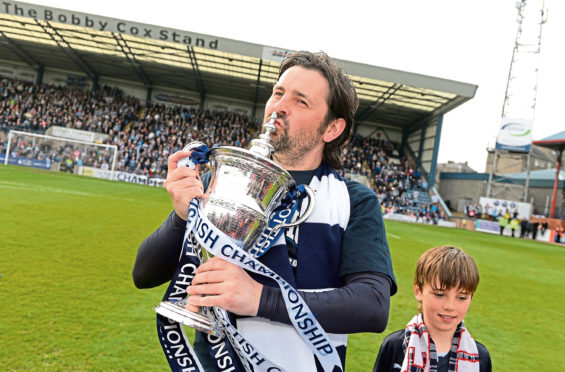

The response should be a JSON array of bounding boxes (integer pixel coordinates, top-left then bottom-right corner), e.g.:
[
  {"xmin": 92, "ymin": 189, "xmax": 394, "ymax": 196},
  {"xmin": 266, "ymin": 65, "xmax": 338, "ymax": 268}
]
[
  {"xmin": 264, "ymin": 65, "xmax": 331, "ymax": 168},
  {"xmin": 414, "ymin": 281, "xmax": 472, "ymax": 337}
]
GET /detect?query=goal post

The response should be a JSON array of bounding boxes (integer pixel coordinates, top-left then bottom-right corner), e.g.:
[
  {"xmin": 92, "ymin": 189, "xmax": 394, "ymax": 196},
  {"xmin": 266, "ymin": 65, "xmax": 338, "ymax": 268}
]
[{"xmin": 3, "ymin": 130, "xmax": 118, "ymax": 173}]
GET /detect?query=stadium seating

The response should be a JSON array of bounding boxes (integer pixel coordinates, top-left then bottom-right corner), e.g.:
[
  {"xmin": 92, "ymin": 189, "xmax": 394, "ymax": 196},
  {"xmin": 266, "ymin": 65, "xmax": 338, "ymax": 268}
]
[{"xmin": 1, "ymin": 76, "xmax": 440, "ymax": 218}]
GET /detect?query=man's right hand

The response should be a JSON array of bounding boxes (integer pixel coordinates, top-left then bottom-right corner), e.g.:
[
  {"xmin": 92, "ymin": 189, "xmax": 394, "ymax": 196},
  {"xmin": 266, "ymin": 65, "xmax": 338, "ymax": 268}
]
[{"xmin": 164, "ymin": 149, "xmax": 204, "ymax": 220}]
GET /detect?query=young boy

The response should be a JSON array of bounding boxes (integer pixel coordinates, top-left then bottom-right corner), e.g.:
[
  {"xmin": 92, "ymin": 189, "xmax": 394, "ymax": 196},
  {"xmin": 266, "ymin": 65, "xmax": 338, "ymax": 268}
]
[{"xmin": 373, "ymin": 246, "xmax": 491, "ymax": 372}]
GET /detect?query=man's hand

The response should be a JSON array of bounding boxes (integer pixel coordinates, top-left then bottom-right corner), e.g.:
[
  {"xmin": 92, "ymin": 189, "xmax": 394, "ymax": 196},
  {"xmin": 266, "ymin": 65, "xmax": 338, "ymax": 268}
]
[
  {"xmin": 163, "ymin": 150, "xmax": 204, "ymax": 220},
  {"xmin": 185, "ymin": 257, "xmax": 263, "ymax": 316}
]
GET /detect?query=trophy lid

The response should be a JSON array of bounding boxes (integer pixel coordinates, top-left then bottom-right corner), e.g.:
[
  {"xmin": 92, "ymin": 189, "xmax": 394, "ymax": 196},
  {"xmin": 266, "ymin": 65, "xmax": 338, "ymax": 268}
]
[{"xmin": 248, "ymin": 111, "xmax": 277, "ymax": 158}]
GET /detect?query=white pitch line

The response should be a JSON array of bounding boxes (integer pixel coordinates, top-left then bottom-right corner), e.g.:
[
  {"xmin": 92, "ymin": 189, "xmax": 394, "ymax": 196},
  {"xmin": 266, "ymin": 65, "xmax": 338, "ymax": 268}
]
[
  {"xmin": 0, "ymin": 183, "xmax": 97, "ymax": 197},
  {"xmin": 0, "ymin": 180, "xmax": 28, "ymax": 186}
]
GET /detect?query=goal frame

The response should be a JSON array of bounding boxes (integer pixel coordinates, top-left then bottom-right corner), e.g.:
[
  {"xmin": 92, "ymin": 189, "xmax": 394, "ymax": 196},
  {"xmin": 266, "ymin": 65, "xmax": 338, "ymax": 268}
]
[{"xmin": 4, "ymin": 129, "xmax": 118, "ymax": 172}]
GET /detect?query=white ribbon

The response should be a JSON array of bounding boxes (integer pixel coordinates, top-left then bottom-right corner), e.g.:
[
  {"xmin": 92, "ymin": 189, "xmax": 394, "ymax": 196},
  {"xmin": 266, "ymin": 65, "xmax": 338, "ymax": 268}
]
[{"xmin": 186, "ymin": 199, "xmax": 343, "ymax": 372}]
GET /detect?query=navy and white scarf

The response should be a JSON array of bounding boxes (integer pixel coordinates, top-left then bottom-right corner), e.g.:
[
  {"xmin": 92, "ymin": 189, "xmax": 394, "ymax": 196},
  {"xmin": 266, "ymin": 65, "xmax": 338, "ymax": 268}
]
[{"xmin": 236, "ymin": 161, "xmax": 350, "ymax": 371}]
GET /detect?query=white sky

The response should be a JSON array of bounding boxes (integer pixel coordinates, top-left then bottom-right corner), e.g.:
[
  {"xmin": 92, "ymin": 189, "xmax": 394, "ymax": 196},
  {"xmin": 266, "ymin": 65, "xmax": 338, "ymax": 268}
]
[{"xmin": 26, "ymin": 0, "xmax": 565, "ymax": 172}]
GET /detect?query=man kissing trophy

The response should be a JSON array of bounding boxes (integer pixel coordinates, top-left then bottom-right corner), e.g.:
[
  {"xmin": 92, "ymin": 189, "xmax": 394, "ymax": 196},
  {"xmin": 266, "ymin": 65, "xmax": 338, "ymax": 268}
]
[
  {"xmin": 154, "ymin": 111, "xmax": 315, "ymax": 333},
  {"xmin": 152, "ymin": 112, "xmax": 343, "ymax": 372}
]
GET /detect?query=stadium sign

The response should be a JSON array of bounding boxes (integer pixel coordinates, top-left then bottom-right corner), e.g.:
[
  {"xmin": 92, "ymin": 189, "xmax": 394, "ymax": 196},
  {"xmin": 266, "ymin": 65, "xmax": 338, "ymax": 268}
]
[
  {"xmin": 0, "ymin": 153, "xmax": 51, "ymax": 169},
  {"xmin": 154, "ymin": 93, "xmax": 199, "ymax": 107},
  {"xmin": 78, "ymin": 166, "xmax": 165, "ymax": 187},
  {"xmin": 48, "ymin": 126, "xmax": 96, "ymax": 143},
  {"xmin": 2, "ymin": 1, "xmax": 219, "ymax": 49},
  {"xmin": 262, "ymin": 46, "xmax": 296, "ymax": 63},
  {"xmin": 479, "ymin": 197, "xmax": 533, "ymax": 219},
  {"xmin": 495, "ymin": 117, "xmax": 533, "ymax": 153},
  {"xmin": 475, "ymin": 220, "xmax": 501, "ymax": 234},
  {"xmin": 78, "ymin": 166, "xmax": 114, "ymax": 181},
  {"xmin": 114, "ymin": 171, "xmax": 165, "ymax": 187}
]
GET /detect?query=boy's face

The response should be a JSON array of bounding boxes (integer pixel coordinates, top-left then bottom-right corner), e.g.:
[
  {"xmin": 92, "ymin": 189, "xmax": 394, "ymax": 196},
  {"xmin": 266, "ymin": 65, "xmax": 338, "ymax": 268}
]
[{"xmin": 414, "ymin": 281, "xmax": 473, "ymax": 336}]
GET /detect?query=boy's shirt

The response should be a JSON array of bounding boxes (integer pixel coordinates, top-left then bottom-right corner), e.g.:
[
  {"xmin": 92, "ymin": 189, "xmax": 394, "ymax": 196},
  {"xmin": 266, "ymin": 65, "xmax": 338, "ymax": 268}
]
[{"xmin": 436, "ymin": 352, "xmax": 449, "ymax": 371}]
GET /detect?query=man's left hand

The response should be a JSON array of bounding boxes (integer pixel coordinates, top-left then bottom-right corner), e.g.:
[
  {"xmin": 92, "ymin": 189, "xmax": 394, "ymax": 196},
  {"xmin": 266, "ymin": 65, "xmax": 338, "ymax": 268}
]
[{"xmin": 185, "ymin": 257, "xmax": 263, "ymax": 316}]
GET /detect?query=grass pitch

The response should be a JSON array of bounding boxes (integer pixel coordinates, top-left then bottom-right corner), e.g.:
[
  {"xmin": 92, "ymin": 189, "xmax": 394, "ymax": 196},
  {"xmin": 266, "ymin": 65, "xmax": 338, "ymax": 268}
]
[{"xmin": 1, "ymin": 165, "xmax": 563, "ymax": 371}]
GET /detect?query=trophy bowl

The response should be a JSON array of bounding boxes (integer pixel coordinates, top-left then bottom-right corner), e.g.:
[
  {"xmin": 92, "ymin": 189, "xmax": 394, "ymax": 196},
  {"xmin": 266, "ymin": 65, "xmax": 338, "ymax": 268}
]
[{"xmin": 155, "ymin": 113, "xmax": 314, "ymax": 335}]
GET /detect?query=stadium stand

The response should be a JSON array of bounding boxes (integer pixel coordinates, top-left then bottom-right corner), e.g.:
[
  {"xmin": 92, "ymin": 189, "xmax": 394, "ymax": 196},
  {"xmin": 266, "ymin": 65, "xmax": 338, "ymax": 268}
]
[
  {"xmin": 0, "ymin": 2, "xmax": 483, "ymax": 225},
  {"xmin": 1, "ymin": 75, "xmax": 444, "ymax": 218}
]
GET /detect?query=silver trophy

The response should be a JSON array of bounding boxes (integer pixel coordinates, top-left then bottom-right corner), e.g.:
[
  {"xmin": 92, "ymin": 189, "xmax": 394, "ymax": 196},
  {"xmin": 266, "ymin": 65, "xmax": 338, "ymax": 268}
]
[{"xmin": 154, "ymin": 112, "xmax": 315, "ymax": 334}]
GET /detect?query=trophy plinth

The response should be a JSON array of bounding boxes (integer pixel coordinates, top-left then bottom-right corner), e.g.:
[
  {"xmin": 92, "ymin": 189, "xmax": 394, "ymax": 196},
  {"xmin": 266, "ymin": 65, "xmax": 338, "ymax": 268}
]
[{"xmin": 155, "ymin": 301, "xmax": 223, "ymax": 335}]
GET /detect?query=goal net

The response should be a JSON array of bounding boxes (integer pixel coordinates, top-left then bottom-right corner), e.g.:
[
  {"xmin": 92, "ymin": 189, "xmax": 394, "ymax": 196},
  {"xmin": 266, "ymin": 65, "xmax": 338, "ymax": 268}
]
[{"xmin": 3, "ymin": 129, "xmax": 118, "ymax": 174}]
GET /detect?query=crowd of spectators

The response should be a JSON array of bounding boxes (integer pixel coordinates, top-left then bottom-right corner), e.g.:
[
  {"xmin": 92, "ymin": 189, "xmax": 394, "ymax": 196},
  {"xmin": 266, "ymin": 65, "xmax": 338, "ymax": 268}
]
[
  {"xmin": 464, "ymin": 203, "xmax": 517, "ymax": 221},
  {"xmin": 1, "ymin": 75, "xmax": 441, "ymax": 219},
  {"xmin": 113, "ymin": 106, "xmax": 257, "ymax": 178},
  {"xmin": 0, "ymin": 76, "xmax": 139, "ymax": 134},
  {"xmin": 1, "ymin": 76, "xmax": 259, "ymax": 178},
  {"xmin": 342, "ymin": 134, "xmax": 443, "ymax": 222}
]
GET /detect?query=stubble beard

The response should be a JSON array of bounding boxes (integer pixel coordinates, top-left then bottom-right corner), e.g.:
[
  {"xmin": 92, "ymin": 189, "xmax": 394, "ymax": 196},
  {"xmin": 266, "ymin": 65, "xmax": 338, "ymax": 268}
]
[{"xmin": 271, "ymin": 116, "xmax": 324, "ymax": 166}]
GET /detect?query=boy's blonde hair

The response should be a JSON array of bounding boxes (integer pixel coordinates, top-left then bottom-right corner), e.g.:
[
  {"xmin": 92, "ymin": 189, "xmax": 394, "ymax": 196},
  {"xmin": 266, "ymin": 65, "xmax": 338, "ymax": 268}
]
[{"xmin": 415, "ymin": 246, "xmax": 479, "ymax": 295}]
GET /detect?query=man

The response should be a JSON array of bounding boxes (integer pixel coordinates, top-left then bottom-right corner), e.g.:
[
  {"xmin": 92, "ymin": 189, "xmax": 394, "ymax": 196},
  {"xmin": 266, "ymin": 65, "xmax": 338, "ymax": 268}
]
[
  {"xmin": 133, "ymin": 51, "xmax": 396, "ymax": 371},
  {"xmin": 531, "ymin": 218, "xmax": 540, "ymax": 240},
  {"xmin": 519, "ymin": 218, "xmax": 529, "ymax": 238}
]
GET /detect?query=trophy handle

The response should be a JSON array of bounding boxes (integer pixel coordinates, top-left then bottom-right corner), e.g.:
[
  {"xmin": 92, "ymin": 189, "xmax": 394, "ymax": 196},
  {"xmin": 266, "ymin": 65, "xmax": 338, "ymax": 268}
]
[
  {"xmin": 179, "ymin": 141, "xmax": 208, "ymax": 169},
  {"xmin": 272, "ymin": 185, "xmax": 316, "ymax": 232}
]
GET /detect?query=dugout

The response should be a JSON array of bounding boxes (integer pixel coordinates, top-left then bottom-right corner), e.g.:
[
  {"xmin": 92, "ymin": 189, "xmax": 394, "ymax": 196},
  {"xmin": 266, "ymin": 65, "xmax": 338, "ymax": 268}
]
[{"xmin": 0, "ymin": 0, "xmax": 477, "ymax": 189}]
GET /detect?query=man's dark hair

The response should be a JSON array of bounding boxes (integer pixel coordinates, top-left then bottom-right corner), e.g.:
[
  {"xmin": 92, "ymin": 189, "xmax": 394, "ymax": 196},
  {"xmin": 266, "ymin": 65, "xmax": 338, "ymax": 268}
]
[{"xmin": 279, "ymin": 51, "xmax": 359, "ymax": 169}]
